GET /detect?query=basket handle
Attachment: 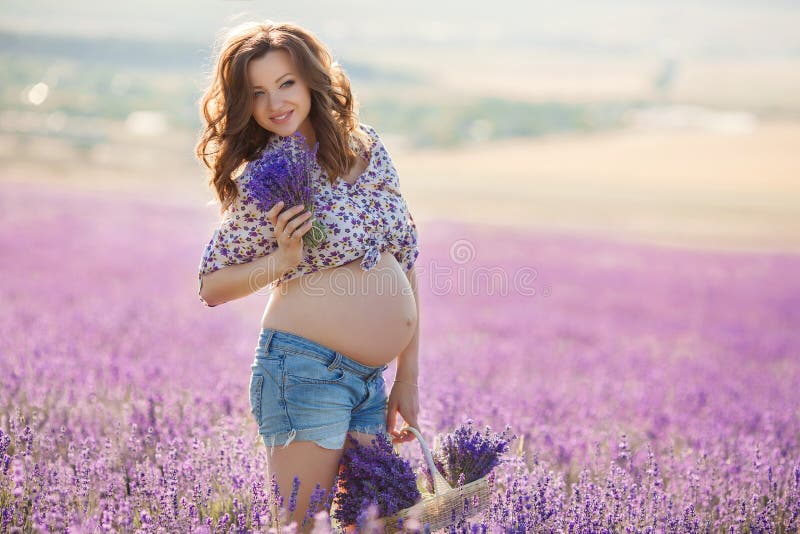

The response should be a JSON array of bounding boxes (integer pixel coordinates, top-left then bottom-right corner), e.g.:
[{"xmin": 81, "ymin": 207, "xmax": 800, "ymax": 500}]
[{"xmin": 399, "ymin": 426, "xmax": 453, "ymax": 495}]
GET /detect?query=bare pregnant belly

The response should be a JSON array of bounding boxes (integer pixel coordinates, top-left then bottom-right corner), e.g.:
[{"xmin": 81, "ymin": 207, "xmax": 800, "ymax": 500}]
[{"xmin": 260, "ymin": 252, "xmax": 418, "ymax": 367}]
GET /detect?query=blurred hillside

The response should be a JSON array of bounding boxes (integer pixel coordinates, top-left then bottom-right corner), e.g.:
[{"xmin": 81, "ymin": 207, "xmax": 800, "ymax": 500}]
[
  {"xmin": 0, "ymin": 30, "xmax": 643, "ymax": 151},
  {"xmin": 2, "ymin": 0, "xmax": 799, "ymax": 151}
]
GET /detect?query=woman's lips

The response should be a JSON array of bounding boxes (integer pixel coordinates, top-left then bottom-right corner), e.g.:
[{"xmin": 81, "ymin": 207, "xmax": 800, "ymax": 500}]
[{"xmin": 271, "ymin": 110, "xmax": 293, "ymax": 124}]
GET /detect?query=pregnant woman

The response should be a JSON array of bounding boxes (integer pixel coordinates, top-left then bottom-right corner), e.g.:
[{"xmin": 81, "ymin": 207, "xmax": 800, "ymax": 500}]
[{"xmin": 195, "ymin": 21, "xmax": 421, "ymax": 530}]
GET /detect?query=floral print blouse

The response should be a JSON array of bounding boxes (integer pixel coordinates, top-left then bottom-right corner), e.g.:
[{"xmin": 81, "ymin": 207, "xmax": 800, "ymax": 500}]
[{"xmin": 197, "ymin": 123, "xmax": 419, "ymax": 306}]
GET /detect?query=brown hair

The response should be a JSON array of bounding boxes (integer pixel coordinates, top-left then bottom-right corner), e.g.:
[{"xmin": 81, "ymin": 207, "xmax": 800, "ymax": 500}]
[{"xmin": 195, "ymin": 20, "xmax": 370, "ymax": 213}]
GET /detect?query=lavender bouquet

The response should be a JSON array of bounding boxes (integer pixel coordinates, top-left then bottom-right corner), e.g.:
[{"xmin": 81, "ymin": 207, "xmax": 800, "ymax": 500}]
[
  {"xmin": 332, "ymin": 431, "xmax": 422, "ymax": 527},
  {"xmin": 247, "ymin": 131, "xmax": 327, "ymax": 247},
  {"xmin": 419, "ymin": 419, "xmax": 516, "ymax": 493}
]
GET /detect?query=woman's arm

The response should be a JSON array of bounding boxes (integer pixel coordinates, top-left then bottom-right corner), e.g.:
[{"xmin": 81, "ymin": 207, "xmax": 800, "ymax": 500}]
[
  {"xmin": 199, "ymin": 249, "xmax": 290, "ymax": 307},
  {"xmin": 396, "ymin": 265, "xmax": 419, "ymax": 381},
  {"xmin": 387, "ymin": 265, "xmax": 421, "ymax": 444},
  {"xmin": 198, "ymin": 192, "xmax": 309, "ymax": 307}
]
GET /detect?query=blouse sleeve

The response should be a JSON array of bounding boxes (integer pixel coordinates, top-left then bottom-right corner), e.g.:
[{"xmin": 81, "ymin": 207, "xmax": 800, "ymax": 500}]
[
  {"xmin": 363, "ymin": 124, "xmax": 420, "ymax": 274},
  {"xmin": 197, "ymin": 169, "xmax": 279, "ymax": 306},
  {"xmin": 394, "ymin": 200, "xmax": 420, "ymax": 274}
]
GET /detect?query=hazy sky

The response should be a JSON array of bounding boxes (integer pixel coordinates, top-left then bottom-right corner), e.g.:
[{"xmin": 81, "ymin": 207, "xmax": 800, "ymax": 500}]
[{"xmin": 2, "ymin": 0, "xmax": 799, "ymax": 58}]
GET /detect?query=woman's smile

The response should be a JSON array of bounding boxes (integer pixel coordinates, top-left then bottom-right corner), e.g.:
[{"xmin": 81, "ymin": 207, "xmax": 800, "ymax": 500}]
[{"xmin": 270, "ymin": 109, "xmax": 293, "ymax": 124}]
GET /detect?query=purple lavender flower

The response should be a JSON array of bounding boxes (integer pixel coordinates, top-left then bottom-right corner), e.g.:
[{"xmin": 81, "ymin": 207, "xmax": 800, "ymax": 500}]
[
  {"xmin": 420, "ymin": 419, "xmax": 516, "ymax": 492},
  {"xmin": 288, "ymin": 475, "xmax": 301, "ymax": 514},
  {"xmin": 247, "ymin": 131, "xmax": 326, "ymax": 247},
  {"xmin": 333, "ymin": 432, "xmax": 421, "ymax": 527}
]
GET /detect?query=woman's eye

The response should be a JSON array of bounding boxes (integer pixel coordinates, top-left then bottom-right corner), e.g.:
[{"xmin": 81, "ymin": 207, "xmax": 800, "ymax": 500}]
[{"xmin": 254, "ymin": 81, "xmax": 293, "ymax": 96}]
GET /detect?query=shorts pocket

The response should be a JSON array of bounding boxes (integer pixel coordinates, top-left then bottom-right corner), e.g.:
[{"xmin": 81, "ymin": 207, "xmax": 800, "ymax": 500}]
[
  {"xmin": 249, "ymin": 373, "xmax": 264, "ymax": 424},
  {"xmin": 284, "ymin": 353, "xmax": 347, "ymax": 385}
]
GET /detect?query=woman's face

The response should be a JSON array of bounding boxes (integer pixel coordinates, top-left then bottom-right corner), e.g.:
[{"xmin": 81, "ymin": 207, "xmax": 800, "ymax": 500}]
[{"xmin": 247, "ymin": 49, "xmax": 313, "ymax": 141}]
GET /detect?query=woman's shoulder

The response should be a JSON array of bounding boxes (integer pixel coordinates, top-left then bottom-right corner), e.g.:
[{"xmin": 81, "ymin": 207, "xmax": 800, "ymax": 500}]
[
  {"xmin": 355, "ymin": 122, "xmax": 380, "ymax": 146},
  {"xmin": 354, "ymin": 122, "xmax": 388, "ymax": 162},
  {"xmin": 356, "ymin": 121, "xmax": 377, "ymax": 136}
]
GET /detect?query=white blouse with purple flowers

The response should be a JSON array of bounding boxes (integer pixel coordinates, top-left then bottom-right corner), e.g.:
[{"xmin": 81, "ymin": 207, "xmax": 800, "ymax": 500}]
[{"xmin": 197, "ymin": 123, "xmax": 419, "ymax": 306}]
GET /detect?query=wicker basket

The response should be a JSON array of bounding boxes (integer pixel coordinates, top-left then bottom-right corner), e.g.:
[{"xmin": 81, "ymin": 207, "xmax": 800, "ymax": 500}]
[{"xmin": 381, "ymin": 426, "xmax": 491, "ymax": 533}]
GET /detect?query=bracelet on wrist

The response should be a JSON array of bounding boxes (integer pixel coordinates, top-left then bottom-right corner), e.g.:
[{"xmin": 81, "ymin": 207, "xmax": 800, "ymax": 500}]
[{"xmin": 393, "ymin": 379, "xmax": 418, "ymax": 388}]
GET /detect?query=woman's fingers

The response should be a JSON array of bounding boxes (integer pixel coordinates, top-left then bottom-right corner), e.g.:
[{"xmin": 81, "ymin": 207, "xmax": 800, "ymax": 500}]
[
  {"xmin": 271, "ymin": 203, "xmax": 306, "ymax": 237},
  {"xmin": 267, "ymin": 200, "xmax": 284, "ymax": 217},
  {"xmin": 266, "ymin": 201, "xmax": 285, "ymax": 227},
  {"xmin": 286, "ymin": 211, "xmax": 312, "ymax": 236},
  {"xmin": 275, "ymin": 203, "xmax": 305, "ymax": 229},
  {"xmin": 287, "ymin": 222, "xmax": 313, "ymax": 243}
]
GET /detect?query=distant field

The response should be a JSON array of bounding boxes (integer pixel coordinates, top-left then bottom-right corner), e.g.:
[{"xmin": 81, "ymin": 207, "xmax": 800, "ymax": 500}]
[
  {"xmin": 352, "ymin": 50, "xmax": 800, "ymax": 115},
  {"xmin": 3, "ymin": 119, "xmax": 799, "ymax": 254},
  {"xmin": 394, "ymin": 119, "xmax": 800, "ymax": 254}
]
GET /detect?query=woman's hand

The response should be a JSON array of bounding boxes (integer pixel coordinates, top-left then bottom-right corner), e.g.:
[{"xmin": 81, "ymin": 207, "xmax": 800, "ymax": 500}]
[
  {"xmin": 386, "ymin": 381, "xmax": 420, "ymax": 444},
  {"xmin": 266, "ymin": 201, "xmax": 314, "ymax": 271}
]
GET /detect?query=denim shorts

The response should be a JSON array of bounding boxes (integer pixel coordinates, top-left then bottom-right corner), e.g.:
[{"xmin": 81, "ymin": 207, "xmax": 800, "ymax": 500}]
[{"xmin": 249, "ymin": 327, "xmax": 389, "ymax": 454}]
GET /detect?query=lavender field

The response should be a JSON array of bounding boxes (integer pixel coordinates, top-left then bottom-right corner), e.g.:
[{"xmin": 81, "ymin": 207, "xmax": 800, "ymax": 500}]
[{"xmin": 1, "ymin": 181, "xmax": 799, "ymax": 532}]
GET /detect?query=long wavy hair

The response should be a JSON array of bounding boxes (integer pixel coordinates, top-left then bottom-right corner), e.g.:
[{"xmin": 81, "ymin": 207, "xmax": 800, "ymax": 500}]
[{"xmin": 195, "ymin": 20, "xmax": 370, "ymax": 213}]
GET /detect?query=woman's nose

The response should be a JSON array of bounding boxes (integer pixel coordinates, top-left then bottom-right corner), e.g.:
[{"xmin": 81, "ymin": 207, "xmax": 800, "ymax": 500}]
[{"xmin": 265, "ymin": 89, "xmax": 284, "ymax": 107}]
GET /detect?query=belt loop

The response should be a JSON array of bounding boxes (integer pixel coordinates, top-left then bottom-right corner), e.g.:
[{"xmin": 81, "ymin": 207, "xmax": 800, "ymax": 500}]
[
  {"xmin": 327, "ymin": 352, "xmax": 342, "ymax": 371},
  {"xmin": 264, "ymin": 329, "xmax": 275, "ymax": 352}
]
